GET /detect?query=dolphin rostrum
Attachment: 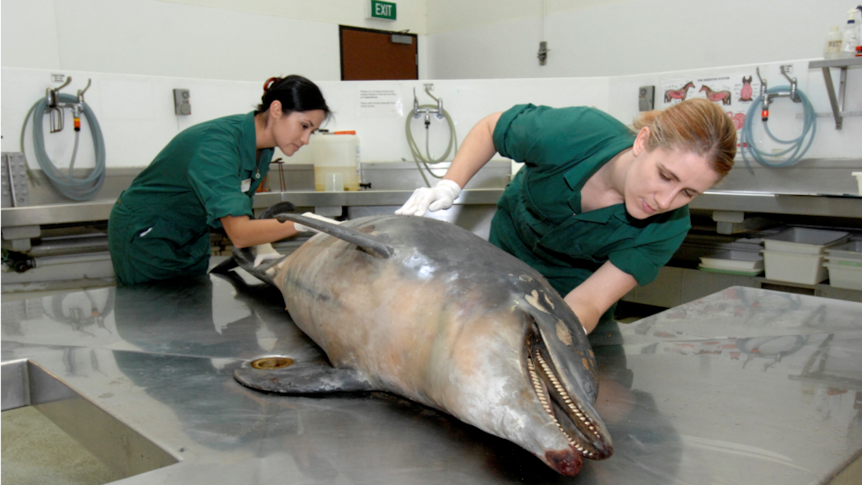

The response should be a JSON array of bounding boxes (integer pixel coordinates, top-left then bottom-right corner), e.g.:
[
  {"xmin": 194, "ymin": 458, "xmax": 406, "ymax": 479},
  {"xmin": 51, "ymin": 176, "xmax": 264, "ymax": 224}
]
[{"xmin": 229, "ymin": 211, "xmax": 613, "ymax": 475}]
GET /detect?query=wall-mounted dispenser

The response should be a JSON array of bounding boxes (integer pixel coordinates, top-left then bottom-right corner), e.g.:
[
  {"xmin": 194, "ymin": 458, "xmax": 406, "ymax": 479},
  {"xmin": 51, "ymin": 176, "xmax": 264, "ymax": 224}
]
[
  {"xmin": 638, "ymin": 86, "xmax": 655, "ymax": 111},
  {"xmin": 173, "ymin": 89, "xmax": 191, "ymax": 115}
]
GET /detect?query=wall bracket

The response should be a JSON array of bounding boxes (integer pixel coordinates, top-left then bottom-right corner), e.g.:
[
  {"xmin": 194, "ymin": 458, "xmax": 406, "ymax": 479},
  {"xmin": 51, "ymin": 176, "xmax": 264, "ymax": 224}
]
[{"xmin": 808, "ymin": 58, "xmax": 862, "ymax": 130}]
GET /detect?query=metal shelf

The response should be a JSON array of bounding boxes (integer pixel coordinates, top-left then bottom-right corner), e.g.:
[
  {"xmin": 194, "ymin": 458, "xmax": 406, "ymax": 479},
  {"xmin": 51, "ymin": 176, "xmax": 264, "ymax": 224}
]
[{"xmin": 808, "ymin": 57, "xmax": 862, "ymax": 129}]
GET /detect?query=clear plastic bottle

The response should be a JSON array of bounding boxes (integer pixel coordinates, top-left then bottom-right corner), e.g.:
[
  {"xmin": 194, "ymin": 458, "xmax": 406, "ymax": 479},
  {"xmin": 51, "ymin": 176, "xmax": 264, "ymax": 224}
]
[
  {"xmin": 840, "ymin": 9, "xmax": 860, "ymax": 58},
  {"xmin": 825, "ymin": 26, "xmax": 843, "ymax": 58}
]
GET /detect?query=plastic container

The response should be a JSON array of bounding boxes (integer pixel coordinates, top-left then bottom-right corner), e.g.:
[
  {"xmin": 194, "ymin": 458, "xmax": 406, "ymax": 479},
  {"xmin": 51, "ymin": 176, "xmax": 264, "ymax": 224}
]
[
  {"xmin": 700, "ymin": 251, "xmax": 764, "ymax": 272},
  {"xmin": 824, "ymin": 26, "xmax": 843, "ymax": 59},
  {"xmin": 840, "ymin": 9, "xmax": 860, "ymax": 58},
  {"xmin": 761, "ymin": 227, "xmax": 850, "ymax": 254},
  {"xmin": 312, "ymin": 131, "xmax": 360, "ymax": 191},
  {"xmin": 825, "ymin": 255, "xmax": 862, "ymax": 267},
  {"xmin": 826, "ymin": 241, "xmax": 862, "ymax": 260},
  {"xmin": 762, "ymin": 250, "xmax": 828, "ymax": 285},
  {"xmin": 824, "ymin": 262, "xmax": 862, "ymax": 290}
]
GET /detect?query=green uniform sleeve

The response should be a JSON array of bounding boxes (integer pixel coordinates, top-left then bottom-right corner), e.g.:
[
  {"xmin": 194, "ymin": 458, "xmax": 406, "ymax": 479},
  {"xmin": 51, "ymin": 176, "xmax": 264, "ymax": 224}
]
[
  {"xmin": 493, "ymin": 104, "xmax": 630, "ymax": 169},
  {"xmin": 187, "ymin": 125, "xmax": 254, "ymax": 227},
  {"xmin": 608, "ymin": 208, "xmax": 691, "ymax": 286}
]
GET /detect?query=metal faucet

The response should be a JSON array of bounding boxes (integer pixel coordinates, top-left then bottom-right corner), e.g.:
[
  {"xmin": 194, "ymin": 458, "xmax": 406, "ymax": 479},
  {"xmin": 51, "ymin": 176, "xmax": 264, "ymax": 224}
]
[
  {"xmin": 73, "ymin": 79, "xmax": 92, "ymax": 132},
  {"xmin": 45, "ymin": 77, "xmax": 92, "ymax": 132},
  {"xmin": 46, "ymin": 76, "xmax": 72, "ymax": 133},
  {"xmin": 413, "ymin": 85, "xmax": 444, "ymax": 128},
  {"xmin": 757, "ymin": 66, "xmax": 800, "ymax": 122}
]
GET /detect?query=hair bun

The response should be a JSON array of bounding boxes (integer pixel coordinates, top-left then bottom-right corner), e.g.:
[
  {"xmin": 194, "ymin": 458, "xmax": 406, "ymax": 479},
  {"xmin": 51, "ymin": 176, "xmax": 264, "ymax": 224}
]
[{"xmin": 263, "ymin": 77, "xmax": 279, "ymax": 92}]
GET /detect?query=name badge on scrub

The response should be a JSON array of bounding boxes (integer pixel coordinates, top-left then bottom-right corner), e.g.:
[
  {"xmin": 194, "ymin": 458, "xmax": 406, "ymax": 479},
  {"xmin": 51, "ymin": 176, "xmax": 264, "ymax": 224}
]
[{"xmin": 241, "ymin": 178, "xmax": 251, "ymax": 193}]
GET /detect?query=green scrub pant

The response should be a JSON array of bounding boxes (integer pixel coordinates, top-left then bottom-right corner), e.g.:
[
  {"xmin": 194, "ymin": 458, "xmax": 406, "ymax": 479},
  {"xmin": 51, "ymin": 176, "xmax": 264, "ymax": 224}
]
[{"xmin": 108, "ymin": 201, "xmax": 210, "ymax": 286}]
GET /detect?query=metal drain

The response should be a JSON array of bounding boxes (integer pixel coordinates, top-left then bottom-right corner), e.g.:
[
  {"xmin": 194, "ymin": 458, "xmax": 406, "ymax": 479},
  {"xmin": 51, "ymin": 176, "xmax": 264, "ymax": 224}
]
[{"xmin": 250, "ymin": 357, "xmax": 295, "ymax": 370}]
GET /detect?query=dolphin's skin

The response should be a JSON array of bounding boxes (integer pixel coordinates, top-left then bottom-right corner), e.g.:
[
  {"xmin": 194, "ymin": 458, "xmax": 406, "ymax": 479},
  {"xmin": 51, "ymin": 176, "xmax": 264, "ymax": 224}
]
[{"xmin": 232, "ymin": 214, "xmax": 613, "ymax": 475}]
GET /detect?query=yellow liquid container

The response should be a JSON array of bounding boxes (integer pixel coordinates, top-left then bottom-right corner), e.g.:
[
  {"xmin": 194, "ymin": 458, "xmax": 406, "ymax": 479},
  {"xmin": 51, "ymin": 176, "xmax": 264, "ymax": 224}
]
[{"xmin": 312, "ymin": 131, "xmax": 360, "ymax": 191}]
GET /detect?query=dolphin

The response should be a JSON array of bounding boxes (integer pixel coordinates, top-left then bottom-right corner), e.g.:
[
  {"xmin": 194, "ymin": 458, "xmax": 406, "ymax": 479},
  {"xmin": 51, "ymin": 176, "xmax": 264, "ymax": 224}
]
[{"xmin": 228, "ymin": 211, "xmax": 613, "ymax": 475}]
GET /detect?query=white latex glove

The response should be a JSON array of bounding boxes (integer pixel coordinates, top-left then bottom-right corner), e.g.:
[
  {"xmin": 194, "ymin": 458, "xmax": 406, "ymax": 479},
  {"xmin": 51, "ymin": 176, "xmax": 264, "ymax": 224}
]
[
  {"xmin": 252, "ymin": 243, "xmax": 282, "ymax": 268},
  {"xmin": 394, "ymin": 179, "xmax": 462, "ymax": 217},
  {"xmin": 293, "ymin": 212, "xmax": 343, "ymax": 233}
]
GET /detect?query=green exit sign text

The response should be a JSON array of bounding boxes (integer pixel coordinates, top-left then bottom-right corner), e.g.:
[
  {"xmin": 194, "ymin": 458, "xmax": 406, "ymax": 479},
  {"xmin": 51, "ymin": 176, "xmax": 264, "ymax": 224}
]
[{"xmin": 370, "ymin": 0, "xmax": 396, "ymax": 21}]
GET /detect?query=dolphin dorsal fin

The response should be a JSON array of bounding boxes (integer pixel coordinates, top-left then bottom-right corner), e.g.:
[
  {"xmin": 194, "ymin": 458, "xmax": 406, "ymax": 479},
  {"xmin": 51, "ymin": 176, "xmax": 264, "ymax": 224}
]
[{"xmin": 276, "ymin": 214, "xmax": 394, "ymax": 259}]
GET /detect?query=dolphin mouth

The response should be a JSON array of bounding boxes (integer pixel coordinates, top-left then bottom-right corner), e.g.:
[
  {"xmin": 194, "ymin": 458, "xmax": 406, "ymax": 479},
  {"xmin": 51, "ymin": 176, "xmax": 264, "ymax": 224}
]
[{"xmin": 526, "ymin": 337, "xmax": 613, "ymax": 461}]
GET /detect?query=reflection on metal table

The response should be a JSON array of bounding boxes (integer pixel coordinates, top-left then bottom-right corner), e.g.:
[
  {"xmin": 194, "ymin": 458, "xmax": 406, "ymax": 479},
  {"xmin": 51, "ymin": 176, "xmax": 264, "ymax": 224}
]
[{"xmin": 2, "ymin": 277, "xmax": 861, "ymax": 484}]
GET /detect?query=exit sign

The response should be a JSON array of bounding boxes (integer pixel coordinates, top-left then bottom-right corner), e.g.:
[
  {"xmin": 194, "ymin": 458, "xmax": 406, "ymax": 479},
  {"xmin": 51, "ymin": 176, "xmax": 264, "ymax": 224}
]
[{"xmin": 369, "ymin": 0, "xmax": 396, "ymax": 21}]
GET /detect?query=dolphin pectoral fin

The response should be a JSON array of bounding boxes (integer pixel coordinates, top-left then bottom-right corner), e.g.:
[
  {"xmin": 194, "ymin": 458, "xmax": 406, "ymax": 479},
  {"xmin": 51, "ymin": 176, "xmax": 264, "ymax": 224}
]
[
  {"xmin": 220, "ymin": 202, "xmax": 296, "ymax": 285},
  {"xmin": 259, "ymin": 201, "xmax": 297, "ymax": 219},
  {"xmin": 275, "ymin": 214, "xmax": 394, "ymax": 259},
  {"xmin": 209, "ymin": 257, "xmax": 239, "ymax": 275},
  {"xmin": 234, "ymin": 361, "xmax": 378, "ymax": 394}
]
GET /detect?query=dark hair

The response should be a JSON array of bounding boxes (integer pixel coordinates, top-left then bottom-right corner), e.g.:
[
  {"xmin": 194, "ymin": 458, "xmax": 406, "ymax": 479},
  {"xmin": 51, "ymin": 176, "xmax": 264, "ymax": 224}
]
[{"xmin": 255, "ymin": 75, "xmax": 331, "ymax": 119}]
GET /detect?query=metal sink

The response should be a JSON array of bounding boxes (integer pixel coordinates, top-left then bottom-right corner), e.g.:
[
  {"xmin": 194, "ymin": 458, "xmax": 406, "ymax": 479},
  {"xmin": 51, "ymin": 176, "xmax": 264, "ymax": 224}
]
[{"xmin": 1, "ymin": 359, "xmax": 178, "ymax": 479}]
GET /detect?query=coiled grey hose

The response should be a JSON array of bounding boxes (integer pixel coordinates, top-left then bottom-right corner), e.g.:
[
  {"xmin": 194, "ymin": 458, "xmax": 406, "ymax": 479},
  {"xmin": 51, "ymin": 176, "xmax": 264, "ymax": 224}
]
[
  {"xmin": 405, "ymin": 105, "xmax": 458, "ymax": 187},
  {"xmin": 21, "ymin": 92, "xmax": 106, "ymax": 200}
]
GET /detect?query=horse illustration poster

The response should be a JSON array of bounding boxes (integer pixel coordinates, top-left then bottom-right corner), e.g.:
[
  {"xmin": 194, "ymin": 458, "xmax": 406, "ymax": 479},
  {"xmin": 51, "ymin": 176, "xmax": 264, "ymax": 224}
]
[{"xmin": 661, "ymin": 73, "xmax": 761, "ymax": 132}]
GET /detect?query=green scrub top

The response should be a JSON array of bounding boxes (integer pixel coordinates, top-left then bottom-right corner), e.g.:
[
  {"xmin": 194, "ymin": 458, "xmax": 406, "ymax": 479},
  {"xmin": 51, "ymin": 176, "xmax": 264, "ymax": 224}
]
[
  {"xmin": 489, "ymin": 104, "xmax": 691, "ymax": 321},
  {"xmin": 108, "ymin": 112, "xmax": 273, "ymax": 285}
]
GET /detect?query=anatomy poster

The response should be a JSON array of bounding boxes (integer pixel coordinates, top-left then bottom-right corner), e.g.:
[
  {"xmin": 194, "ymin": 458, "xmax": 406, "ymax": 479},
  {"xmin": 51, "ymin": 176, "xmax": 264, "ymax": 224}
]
[{"xmin": 661, "ymin": 73, "xmax": 761, "ymax": 132}]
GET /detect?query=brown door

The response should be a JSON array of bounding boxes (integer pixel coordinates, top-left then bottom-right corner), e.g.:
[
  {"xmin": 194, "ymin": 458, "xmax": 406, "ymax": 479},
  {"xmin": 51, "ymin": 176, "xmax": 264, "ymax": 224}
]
[{"xmin": 340, "ymin": 26, "xmax": 418, "ymax": 81}]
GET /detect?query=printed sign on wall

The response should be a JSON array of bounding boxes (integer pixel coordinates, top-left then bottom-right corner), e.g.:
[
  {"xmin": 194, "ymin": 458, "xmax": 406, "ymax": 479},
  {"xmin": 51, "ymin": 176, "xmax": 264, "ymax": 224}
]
[{"xmin": 661, "ymin": 73, "xmax": 760, "ymax": 132}]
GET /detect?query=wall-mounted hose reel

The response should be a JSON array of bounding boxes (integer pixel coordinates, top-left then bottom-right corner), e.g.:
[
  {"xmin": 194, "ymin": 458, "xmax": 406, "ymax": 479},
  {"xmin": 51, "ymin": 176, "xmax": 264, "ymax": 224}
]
[
  {"xmin": 21, "ymin": 77, "xmax": 106, "ymax": 201},
  {"xmin": 406, "ymin": 85, "xmax": 458, "ymax": 187},
  {"xmin": 740, "ymin": 66, "xmax": 817, "ymax": 172}
]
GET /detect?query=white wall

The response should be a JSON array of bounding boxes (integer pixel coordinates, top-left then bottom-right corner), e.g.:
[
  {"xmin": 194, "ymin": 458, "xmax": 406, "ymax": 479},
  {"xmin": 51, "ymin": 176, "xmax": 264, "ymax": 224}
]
[
  {"xmin": 3, "ymin": 0, "xmax": 854, "ymax": 83},
  {"xmin": 425, "ymin": 0, "xmax": 849, "ymax": 79},
  {"xmin": 4, "ymin": 57, "xmax": 858, "ymax": 174},
  {"xmin": 1, "ymin": 0, "xmax": 859, "ymax": 183},
  {"xmin": 606, "ymin": 61, "xmax": 862, "ymax": 161},
  {"xmin": 160, "ymin": 0, "xmax": 428, "ymax": 34},
  {"xmin": 0, "ymin": 0, "xmax": 429, "ymax": 82},
  {"xmin": 0, "ymin": 67, "xmax": 609, "ymax": 168}
]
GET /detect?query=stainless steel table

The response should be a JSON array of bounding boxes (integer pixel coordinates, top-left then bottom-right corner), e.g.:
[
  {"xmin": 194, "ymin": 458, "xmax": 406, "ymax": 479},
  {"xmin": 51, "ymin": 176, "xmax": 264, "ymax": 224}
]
[{"xmin": 2, "ymin": 275, "xmax": 861, "ymax": 484}]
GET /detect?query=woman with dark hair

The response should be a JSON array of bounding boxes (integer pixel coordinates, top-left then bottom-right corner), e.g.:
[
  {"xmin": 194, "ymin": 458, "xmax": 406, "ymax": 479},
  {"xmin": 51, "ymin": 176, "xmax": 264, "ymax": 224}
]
[{"xmin": 109, "ymin": 75, "xmax": 330, "ymax": 285}]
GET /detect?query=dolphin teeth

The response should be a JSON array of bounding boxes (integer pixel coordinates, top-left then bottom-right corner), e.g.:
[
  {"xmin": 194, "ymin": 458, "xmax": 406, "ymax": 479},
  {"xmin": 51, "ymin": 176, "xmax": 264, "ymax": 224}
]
[
  {"xmin": 530, "ymin": 353, "xmax": 603, "ymax": 457},
  {"xmin": 534, "ymin": 352, "xmax": 604, "ymax": 442}
]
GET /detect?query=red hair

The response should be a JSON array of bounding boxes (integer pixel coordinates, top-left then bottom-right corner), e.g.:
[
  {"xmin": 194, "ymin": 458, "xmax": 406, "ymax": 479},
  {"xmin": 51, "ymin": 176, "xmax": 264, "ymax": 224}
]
[{"xmin": 633, "ymin": 98, "xmax": 736, "ymax": 177}]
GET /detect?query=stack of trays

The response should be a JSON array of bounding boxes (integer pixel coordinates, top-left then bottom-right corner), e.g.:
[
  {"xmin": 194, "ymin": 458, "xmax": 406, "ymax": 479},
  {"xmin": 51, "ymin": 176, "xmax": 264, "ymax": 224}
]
[
  {"xmin": 824, "ymin": 241, "xmax": 862, "ymax": 290},
  {"xmin": 760, "ymin": 227, "xmax": 850, "ymax": 285},
  {"xmin": 699, "ymin": 251, "xmax": 763, "ymax": 276}
]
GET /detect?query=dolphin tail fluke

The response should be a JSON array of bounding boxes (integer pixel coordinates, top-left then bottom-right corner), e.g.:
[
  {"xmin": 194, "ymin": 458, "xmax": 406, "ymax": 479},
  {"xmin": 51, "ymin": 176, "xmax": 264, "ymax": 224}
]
[
  {"xmin": 235, "ymin": 361, "xmax": 378, "ymax": 394},
  {"xmin": 276, "ymin": 214, "xmax": 394, "ymax": 258}
]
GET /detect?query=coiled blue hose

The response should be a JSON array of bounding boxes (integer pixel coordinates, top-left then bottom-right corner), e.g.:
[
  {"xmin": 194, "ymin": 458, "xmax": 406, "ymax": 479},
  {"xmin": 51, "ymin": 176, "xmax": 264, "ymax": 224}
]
[
  {"xmin": 23, "ymin": 93, "xmax": 106, "ymax": 201},
  {"xmin": 740, "ymin": 86, "xmax": 817, "ymax": 173}
]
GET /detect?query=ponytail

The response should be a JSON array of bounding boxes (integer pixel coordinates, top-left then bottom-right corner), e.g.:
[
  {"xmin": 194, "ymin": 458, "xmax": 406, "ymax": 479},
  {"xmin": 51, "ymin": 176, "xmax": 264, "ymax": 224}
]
[{"xmin": 256, "ymin": 75, "xmax": 331, "ymax": 120}]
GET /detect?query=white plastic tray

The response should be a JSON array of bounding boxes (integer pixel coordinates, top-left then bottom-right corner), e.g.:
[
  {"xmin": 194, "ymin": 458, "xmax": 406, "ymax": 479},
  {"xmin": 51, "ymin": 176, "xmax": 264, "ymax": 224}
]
[
  {"xmin": 700, "ymin": 251, "xmax": 764, "ymax": 272},
  {"xmin": 762, "ymin": 250, "xmax": 828, "ymax": 285},
  {"xmin": 761, "ymin": 227, "xmax": 850, "ymax": 255},
  {"xmin": 824, "ymin": 255, "xmax": 862, "ymax": 267},
  {"xmin": 825, "ymin": 240, "xmax": 862, "ymax": 260},
  {"xmin": 825, "ymin": 262, "xmax": 862, "ymax": 290}
]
